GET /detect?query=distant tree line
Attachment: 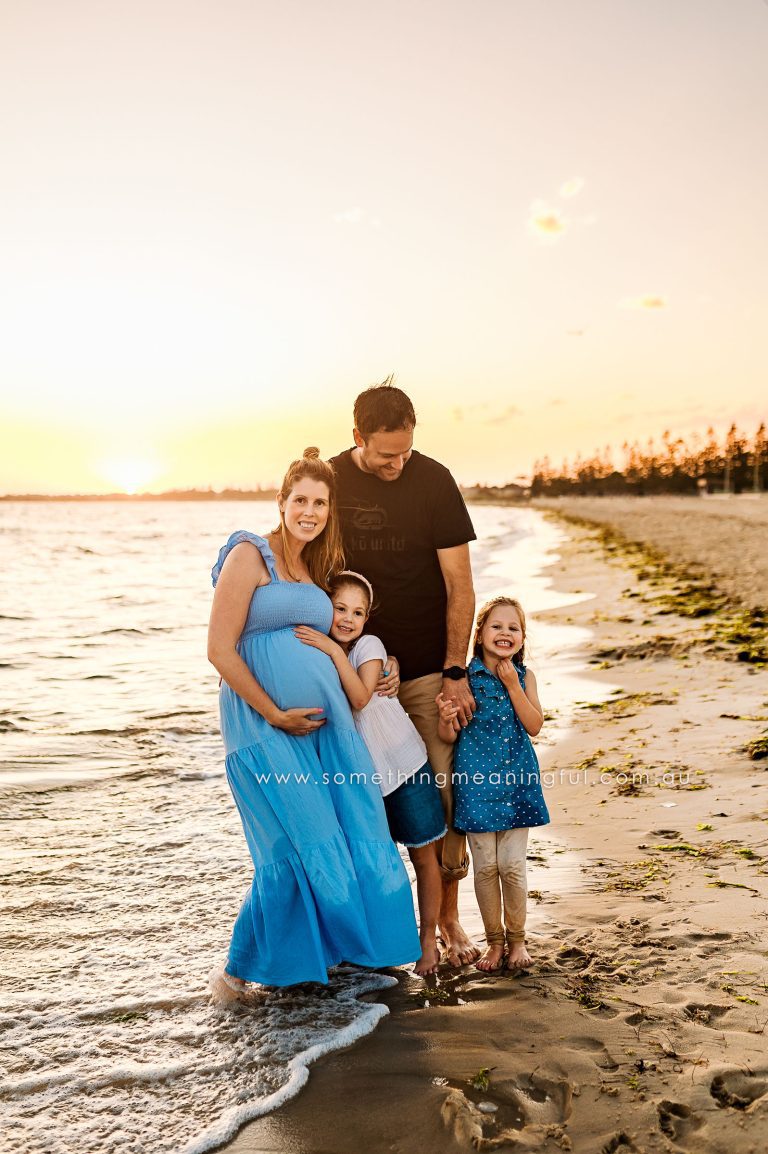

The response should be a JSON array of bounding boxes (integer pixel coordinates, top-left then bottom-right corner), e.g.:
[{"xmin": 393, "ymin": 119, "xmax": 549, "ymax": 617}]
[
  {"xmin": 531, "ymin": 423, "xmax": 766, "ymax": 497},
  {"xmin": 0, "ymin": 488, "xmax": 280, "ymax": 502}
]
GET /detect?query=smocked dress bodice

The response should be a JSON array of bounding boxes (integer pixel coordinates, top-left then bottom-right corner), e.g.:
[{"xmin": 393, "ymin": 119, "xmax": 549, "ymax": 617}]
[{"xmin": 212, "ymin": 531, "xmax": 353, "ymax": 756}]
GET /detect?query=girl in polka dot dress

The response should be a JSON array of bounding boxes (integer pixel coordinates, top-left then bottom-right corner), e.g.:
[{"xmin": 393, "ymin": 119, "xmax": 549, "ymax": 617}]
[{"xmin": 436, "ymin": 596, "xmax": 549, "ymax": 972}]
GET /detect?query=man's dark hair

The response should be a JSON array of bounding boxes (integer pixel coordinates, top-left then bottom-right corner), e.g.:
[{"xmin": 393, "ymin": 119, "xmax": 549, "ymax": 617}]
[{"xmin": 353, "ymin": 376, "xmax": 416, "ymax": 438}]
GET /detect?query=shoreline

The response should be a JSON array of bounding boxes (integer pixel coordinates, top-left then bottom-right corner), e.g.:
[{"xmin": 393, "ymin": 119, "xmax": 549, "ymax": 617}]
[{"xmin": 223, "ymin": 506, "xmax": 768, "ymax": 1154}]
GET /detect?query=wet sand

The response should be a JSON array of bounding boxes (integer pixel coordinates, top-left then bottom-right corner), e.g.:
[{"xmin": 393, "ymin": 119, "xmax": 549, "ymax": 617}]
[{"xmin": 224, "ymin": 502, "xmax": 768, "ymax": 1154}]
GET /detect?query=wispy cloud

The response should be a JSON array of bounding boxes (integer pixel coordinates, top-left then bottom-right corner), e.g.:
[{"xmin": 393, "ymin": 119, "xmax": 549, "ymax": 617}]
[
  {"xmin": 484, "ymin": 405, "xmax": 523, "ymax": 424},
  {"xmin": 332, "ymin": 207, "xmax": 382, "ymax": 229},
  {"xmin": 621, "ymin": 295, "xmax": 668, "ymax": 310},
  {"xmin": 610, "ymin": 401, "xmax": 711, "ymax": 425},
  {"xmin": 527, "ymin": 201, "xmax": 567, "ymax": 240},
  {"xmin": 560, "ymin": 177, "xmax": 584, "ymax": 198}
]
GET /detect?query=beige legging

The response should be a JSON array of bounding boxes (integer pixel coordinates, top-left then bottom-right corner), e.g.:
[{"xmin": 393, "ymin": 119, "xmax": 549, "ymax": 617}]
[{"xmin": 468, "ymin": 827, "xmax": 529, "ymax": 946}]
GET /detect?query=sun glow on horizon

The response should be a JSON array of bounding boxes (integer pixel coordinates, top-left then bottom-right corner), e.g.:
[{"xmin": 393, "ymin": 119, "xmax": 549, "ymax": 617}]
[
  {"xmin": 2, "ymin": 2, "xmax": 767, "ymax": 495},
  {"xmin": 98, "ymin": 457, "xmax": 161, "ymax": 495}
]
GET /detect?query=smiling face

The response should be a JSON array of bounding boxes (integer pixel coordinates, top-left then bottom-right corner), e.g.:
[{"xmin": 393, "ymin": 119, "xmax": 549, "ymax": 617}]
[
  {"xmin": 329, "ymin": 583, "xmax": 369, "ymax": 649},
  {"xmin": 479, "ymin": 605, "xmax": 525, "ymax": 663},
  {"xmin": 278, "ymin": 477, "xmax": 331, "ymax": 544},
  {"xmin": 353, "ymin": 426, "xmax": 414, "ymax": 482}
]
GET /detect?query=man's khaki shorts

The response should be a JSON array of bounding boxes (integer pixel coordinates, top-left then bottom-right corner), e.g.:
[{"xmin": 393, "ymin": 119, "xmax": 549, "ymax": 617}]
[{"xmin": 398, "ymin": 672, "xmax": 469, "ymax": 880}]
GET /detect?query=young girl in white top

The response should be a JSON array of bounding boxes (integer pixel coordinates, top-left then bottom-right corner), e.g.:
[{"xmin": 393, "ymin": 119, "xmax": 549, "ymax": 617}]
[{"xmin": 295, "ymin": 571, "xmax": 447, "ymax": 977}]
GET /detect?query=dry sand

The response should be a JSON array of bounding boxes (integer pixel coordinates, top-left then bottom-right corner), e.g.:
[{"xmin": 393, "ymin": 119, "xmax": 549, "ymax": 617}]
[
  {"xmin": 224, "ymin": 501, "xmax": 768, "ymax": 1154},
  {"xmin": 533, "ymin": 495, "xmax": 768, "ymax": 612}
]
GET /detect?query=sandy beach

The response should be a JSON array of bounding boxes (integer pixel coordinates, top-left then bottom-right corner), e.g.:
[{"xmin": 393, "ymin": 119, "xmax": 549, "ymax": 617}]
[
  {"xmin": 222, "ymin": 497, "xmax": 768, "ymax": 1154},
  {"xmin": 533, "ymin": 495, "xmax": 768, "ymax": 612}
]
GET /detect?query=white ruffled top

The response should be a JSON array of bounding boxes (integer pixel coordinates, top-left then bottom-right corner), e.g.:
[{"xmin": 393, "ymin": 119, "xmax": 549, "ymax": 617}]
[{"xmin": 348, "ymin": 634, "xmax": 428, "ymax": 797}]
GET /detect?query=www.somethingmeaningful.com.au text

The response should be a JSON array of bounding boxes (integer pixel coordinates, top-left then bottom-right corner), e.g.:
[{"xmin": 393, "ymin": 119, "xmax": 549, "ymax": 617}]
[{"xmin": 246, "ymin": 768, "xmax": 697, "ymax": 790}]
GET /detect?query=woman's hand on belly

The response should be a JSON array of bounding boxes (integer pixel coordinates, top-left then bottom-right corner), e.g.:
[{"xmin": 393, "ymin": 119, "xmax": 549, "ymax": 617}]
[{"xmin": 271, "ymin": 706, "xmax": 326, "ymax": 735}]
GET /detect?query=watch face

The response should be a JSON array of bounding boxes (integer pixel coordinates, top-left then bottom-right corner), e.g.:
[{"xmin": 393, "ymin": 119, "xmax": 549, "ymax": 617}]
[{"xmin": 443, "ymin": 666, "xmax": 466, "ymax": 680}]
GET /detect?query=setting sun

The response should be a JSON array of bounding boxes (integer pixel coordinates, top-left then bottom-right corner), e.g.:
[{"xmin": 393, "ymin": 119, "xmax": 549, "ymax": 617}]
[{"xmin": 98, "ymin": 457, "xmax": 160, "ymax": 495}]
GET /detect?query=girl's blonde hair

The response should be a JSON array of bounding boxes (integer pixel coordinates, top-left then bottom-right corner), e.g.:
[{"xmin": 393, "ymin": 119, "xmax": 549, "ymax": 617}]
[
  {"xmin": 275, "ymin": 448, "xmax": 345, "ymax": 590},
  {"xmin": 473, "ymin": 596, "xmax": 527, "ymax": 668}
]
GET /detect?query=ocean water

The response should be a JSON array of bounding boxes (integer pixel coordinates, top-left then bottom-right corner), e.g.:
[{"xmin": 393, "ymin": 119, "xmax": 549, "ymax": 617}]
[{"xmin": 0, "ymin": 501, "xmax": 603, "ymax": 1154}]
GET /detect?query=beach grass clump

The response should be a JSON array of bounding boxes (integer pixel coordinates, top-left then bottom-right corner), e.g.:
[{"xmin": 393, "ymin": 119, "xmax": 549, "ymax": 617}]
[
  {"xmin": 469, "ymin": 1067, "xmax": 495, "ymax": 1092},
  {"xmin": 746, "ymin": 732, "xmax": 768, "ymax": 760},
  {"xmin": 569, "ymin": 974, "xmax": 608, "ymax": 1011},
  {"xmin": 720, "ymin": 983, "xmax": 759, "ymax": 1006},
  {"xmin": 603, "ymin": 859, "xmax": 666, "ymax": 892},
  {"xmin": 708, "ymin": 878, "xmax": 760, "ymax": 897},
  {"xmin": 651, "ymin": 840, "xmax": 764, "ymax": 873},
  {"xmin": 652, "ymin": 841, "xmax": 709, "ymax": 857},
  {"xmin": 574, "ymin": 749, "xmax": 606, "ymax": 770},
  {"xmin": 579, "ymin": 691, "xmax": 675, "ymax": 716},
  {"xmin": 711, "ymin": 609, "xmax": 768, "ymax": 666},
  {"xmin": 412, "ymin": 984, "xmax": 451, "ymax": 1006}
]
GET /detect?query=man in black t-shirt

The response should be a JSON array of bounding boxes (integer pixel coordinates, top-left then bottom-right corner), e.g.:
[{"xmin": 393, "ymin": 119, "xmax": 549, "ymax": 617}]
[{"xmin": 331, "ymin": 381, "xmax": 480, "ymax": 968}]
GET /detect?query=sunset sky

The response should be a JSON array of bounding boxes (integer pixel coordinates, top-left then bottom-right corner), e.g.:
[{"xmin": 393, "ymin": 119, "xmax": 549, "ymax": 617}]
[{"xmin": 2, "ymin": 0, "xmax": 766, "ymax": 493}]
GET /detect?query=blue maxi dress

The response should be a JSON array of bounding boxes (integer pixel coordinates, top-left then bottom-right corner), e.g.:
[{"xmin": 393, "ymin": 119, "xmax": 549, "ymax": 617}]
[{"xmin": 212, "ymin": 531, "xmax": 420, "ymax": 986}]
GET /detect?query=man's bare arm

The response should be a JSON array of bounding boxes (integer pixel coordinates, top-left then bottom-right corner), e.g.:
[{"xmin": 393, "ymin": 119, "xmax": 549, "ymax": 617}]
[{"xmin": 437, "ymin": 543, "xmax": 476, "ymax": 725}]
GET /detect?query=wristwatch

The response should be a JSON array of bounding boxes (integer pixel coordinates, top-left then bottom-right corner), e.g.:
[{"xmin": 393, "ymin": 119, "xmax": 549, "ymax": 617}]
[{"xmin": 442, "ymin": 665, "xmax": 468, "ymax": 680}]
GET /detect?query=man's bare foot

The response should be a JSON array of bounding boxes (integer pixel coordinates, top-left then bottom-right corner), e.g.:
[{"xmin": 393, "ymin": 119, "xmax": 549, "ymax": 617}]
[
  {"xmin": 414, "ymin": 936, "xmax": 441, "ymax": 977},
  {"xmin": 440, "ymin": 921, "xmax": 481, "ymax": 967},
  {"xmin": 475, "ymin": 943, "xmax": 505, "ymax": 972},
  {"xmin": 506, "ymin": 943, "xmax": 532, "ymax": 971}
]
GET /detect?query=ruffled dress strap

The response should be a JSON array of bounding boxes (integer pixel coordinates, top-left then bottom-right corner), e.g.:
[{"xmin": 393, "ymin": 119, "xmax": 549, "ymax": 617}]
[{"xmin": 211, "ymin": 531, "xmax": 278, "ymax": 587}]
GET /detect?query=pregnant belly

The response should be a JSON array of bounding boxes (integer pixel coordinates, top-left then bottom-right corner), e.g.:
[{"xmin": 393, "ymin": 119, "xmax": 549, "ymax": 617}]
[{"xmin": 240, "ymin": 629, "xmax": 347, "ymax": 713}]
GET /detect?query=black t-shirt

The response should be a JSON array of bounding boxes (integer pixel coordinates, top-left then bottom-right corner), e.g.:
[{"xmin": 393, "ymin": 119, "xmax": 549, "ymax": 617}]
[{"xmin": 330, "ymin": 449, "xmax": 476, "ymax": 681}]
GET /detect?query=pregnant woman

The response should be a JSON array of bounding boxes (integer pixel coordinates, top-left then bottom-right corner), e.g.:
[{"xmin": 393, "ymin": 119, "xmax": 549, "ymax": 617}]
[{"xmin": 207, "ymin": 447, "xmax": 420, "ymax": 995}]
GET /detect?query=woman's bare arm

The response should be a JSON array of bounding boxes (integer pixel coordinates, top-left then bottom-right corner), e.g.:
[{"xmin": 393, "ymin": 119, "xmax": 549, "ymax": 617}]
[{"xmin": 208, "ymin": 542, "xmax": 325, "ymax": 735}]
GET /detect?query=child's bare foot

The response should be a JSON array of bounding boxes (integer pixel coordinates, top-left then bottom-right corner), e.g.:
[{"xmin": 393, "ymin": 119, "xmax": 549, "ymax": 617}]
[
  {"xmin": 475, "ymin": 943, "xmax": 505, "ymax": 972},
  {"xmin": 414, "ymin": 937, "xmax": 441, "ymax": 977},
  {"xmin": 506, "ymin": 943, "xmax": 532, "ymax": 971}
]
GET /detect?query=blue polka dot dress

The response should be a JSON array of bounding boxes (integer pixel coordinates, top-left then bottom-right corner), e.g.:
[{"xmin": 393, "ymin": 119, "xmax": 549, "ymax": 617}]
[{"xmin": 453, "ymin": 657, "xmax": 550, "ymax": 834}]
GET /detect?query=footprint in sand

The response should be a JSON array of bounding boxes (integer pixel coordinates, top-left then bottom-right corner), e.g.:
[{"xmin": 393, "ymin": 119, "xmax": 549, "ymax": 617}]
[
  {"xmin": 555, "ymin": 946, "xmax": 593, "ymax": 971},
  {"xmin": 657, "ymin": 1099, "xmax": 702, "ymax": 1142},
  {"xmin": 690, "ymin": 931, "xmax": 734, "ymax": 958},
  {"xmin": 564, "ymin": 1036, "xmax": 619, "ymax": 1070},
  {"xmin": 624, "ymin": 1009, "xmax": 663, "ymax": 1027},
  {"xmin": 502, "ymin": 1070, "xmax": 574, "ymax": 1125},
  {"xmin": 600, "ymin": 1132, "xmax": 638, "ymax": 1154},
  {"xmin": 710, "ymin": 1068, "xmax": 768, "ymax": 1110},
  {"xmin": 441, "ymin": 1070, "xmax": 574, "ymax": 1151},
  {"xmin": 682, "ymin": 1002, "xmax": 731, "ymax": 1026}
]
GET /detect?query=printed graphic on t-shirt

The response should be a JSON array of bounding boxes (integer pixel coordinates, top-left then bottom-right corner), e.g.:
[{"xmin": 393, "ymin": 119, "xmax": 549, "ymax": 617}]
[
  {"xmin": 331, "ymin": 448, "xmax": 476, "ymax": 680},
  {"xmin": 342, "ymin": 500, "xmax": 406, "ymax": 553},
  {"xmin": 349, "ymin": 501, "xmax": 387, "ymax": 531}
]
